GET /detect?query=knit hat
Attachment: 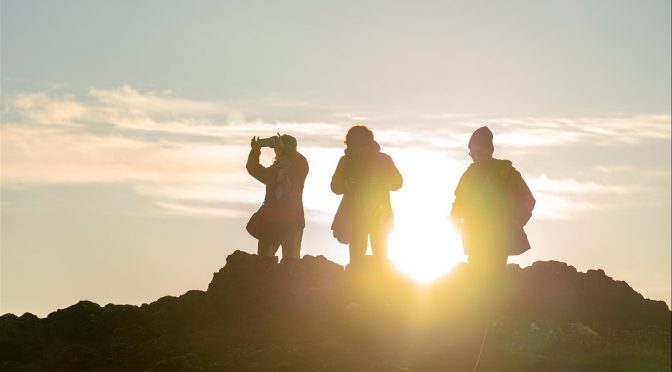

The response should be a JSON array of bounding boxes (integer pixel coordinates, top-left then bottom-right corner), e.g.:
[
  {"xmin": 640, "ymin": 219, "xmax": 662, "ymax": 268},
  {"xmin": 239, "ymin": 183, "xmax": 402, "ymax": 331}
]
[{"xmin": 468, "ymin": 126, "xmax": 494, "ymax": 152}]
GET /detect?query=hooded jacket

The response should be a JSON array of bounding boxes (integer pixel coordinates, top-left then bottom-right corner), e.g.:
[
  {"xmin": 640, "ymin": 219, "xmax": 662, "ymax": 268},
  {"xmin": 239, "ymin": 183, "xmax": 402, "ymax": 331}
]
[
  {"xmin": 330, "ymin": 141, "xmax": 402, "ymax": 242},
  {"xmin": 450, "ymin": 158, "xmax": 535, "ymax": 256},
  {"xmin": 247, "ymin": 148, "xmax": 309, "ymax": 231}
]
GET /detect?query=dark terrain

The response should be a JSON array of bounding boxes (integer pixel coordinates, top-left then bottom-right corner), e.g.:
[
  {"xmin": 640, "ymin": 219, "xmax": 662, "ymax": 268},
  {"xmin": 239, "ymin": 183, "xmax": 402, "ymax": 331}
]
[{"xmin": 1, "ymin": 250, "xmax": 670, "ymax": 371}]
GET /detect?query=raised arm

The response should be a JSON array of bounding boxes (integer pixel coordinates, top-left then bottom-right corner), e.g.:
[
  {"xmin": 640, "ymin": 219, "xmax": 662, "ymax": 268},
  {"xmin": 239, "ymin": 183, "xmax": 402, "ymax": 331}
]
[{"xmin": 246, "ymin": 137, "xmax": 272, "ymax": 184}]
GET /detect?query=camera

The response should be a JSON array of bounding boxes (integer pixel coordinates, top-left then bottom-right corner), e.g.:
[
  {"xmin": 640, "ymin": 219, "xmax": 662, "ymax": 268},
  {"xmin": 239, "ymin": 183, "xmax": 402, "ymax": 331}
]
[{"xmin": 257, "ymin": 136, "xmax": 278, "ymax": 148}]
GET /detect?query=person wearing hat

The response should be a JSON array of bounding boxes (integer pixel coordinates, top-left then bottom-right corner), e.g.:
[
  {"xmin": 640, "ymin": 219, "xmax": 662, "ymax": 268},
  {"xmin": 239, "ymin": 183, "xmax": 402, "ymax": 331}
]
[
  {"xmin": 246, "ymin": 134, "xmax": 309, "ymax": 263},
  {"xmin": 450, "ymin": 126, "xmax": 536, "ymax": 272}
]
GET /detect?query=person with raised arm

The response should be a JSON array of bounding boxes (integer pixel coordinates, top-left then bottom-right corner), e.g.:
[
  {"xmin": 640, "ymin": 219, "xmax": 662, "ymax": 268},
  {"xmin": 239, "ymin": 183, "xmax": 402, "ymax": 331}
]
[{"xmin": 246, "ymin": 134, "xmax": 309, "ymax": 263}]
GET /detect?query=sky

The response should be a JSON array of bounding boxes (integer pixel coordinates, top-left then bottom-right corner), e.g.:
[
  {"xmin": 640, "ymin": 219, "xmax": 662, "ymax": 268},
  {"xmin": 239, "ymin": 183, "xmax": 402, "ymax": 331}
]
[{"xmin": 1, "ymin": 0, "xmax": 670, "ymax": 317}]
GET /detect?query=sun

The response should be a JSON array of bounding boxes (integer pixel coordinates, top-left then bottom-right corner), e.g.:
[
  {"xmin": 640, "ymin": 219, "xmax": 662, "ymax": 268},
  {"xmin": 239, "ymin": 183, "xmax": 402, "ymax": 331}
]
[
  {"xmin": 389, "ymin": 213, "xmax": 466, "ymax": 283},
  {"xmin": 385, "ymin": 149, "xmax": 468, "ymax": 283}
]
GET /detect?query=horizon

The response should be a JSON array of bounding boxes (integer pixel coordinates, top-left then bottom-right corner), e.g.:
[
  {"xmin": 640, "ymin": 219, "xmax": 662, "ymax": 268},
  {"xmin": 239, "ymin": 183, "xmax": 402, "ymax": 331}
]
[{"xmin": 1, "ymin": 0, "xmax": 670, "ymax": 317}]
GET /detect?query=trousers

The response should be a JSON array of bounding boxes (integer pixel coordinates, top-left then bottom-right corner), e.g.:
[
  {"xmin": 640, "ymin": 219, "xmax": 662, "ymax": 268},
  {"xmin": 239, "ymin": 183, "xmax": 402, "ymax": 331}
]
[
  {"xmin": 348, "ymin": 229, "xmax": 388, "ymax": 265},
  {"xmin": 257, "ymin": 226, "xmax": 303, "ymax": 262}
]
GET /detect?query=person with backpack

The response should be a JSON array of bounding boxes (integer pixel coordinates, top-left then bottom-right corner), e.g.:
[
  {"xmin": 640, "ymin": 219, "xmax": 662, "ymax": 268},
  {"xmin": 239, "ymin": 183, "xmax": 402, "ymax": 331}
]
[
  {"xmin": 330, "ymin": 125, "xmax": 403, "ymax": 266},
  {"xmin": 246, "ymin": 134, "xmax": 309, "ymax": 263},
  {"xmin": 450, "ymin": 126, "xmax": 535, "ymax": 272}
]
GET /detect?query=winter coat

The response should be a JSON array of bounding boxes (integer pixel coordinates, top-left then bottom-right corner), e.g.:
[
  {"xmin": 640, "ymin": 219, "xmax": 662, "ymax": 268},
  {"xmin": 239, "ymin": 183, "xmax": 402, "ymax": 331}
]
[
  {"xmin": 246, "ymin": 148, "xmax": 309, "ymax": 235},
  {"xmin": 330, "ymin": 142, "xmax": 403, "ymax": 243},
  {"xmin": 450, "ymin": 158, "xmax": 535, "ymax": 257}
]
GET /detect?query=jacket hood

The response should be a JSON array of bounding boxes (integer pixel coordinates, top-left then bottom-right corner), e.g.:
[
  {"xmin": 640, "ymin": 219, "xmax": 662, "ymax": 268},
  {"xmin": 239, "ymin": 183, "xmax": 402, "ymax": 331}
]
[
  {"xmin": 344, "ymin": 141, "xmax": 381, "ymax": 156},
  {"xmin": 468, "ymin": 158, "xmax": 514, "ymax": 171}
]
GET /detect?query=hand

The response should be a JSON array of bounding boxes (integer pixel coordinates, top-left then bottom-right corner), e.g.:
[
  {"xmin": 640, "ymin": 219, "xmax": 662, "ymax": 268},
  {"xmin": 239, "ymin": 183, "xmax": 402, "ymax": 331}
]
[
  {"xmin": 250, "ymin": 136, "xmax": 261, "ymax": 150},
  {"xmin": 275, "ymin": 132, "xmax": 284, "ymax": 149}
]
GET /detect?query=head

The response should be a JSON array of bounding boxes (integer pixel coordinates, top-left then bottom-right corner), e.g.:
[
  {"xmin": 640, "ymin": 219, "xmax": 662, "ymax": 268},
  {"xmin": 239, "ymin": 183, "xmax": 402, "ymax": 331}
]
[
  {"xmin": 468, "ymin": 126, "xmax": 494, "ymax": 163},
  {"xmin": 274, "ymin": 134, "xmax": 298, "ymax": 158},
  {"xmin": 345, "ymin": 125, "xmax": 374, "ymax": 151}
]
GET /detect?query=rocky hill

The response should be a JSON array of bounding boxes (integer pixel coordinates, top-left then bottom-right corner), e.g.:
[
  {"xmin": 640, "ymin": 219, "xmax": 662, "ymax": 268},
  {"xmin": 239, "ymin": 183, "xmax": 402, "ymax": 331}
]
[{"xmin": 1, "ymin": 251, "xmax": 670, "ymax": 371}]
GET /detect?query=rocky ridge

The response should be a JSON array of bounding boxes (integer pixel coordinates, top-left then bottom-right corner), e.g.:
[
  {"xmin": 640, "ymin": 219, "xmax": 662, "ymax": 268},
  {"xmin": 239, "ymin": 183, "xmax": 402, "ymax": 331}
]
[{"xmin": 1, "ymin": 251, "xmax": 670, "ymax": 371}]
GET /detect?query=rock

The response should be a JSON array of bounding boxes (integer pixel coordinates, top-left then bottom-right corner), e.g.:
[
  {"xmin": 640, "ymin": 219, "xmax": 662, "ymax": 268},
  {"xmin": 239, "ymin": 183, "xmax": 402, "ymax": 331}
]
[
  {"xmin": 153, "ymin": 353, "xmax": 203, "ymax": 372},
  {"xmin": 0, "ymin": 251, "xmax": 669, "ymax": 371}
]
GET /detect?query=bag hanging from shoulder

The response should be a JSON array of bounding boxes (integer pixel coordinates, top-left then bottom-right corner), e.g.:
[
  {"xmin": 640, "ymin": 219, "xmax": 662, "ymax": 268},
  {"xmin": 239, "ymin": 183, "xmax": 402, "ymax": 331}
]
[
  {"xmin": 507, "ymin": 225, "xmax": 531, "ymax": 256},
  {"xmin": 246, "ymin": 205, "xmax": 267, "ymax": 240},
  {"xmin": 331, "ymin": 197, "xmax": 353, "ymax": 244}
]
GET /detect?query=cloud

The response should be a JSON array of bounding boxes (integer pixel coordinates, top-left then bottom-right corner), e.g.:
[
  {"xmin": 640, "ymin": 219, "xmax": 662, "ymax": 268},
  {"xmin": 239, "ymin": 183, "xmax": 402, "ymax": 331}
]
[
  {"xmin": 575, "ymin": 115, "xmax": 672, "ymax": 143},
  {"xmin": 528, "ymin": 174, "xmax": 628, "ymax": 194},
  {"xmin": 4, "ymin": 86, "xmax": 346, "ymax": 141},
  {"xmin": 0, "ymin": 124, "xmax": 242, "ymax": 184},
  {"xmin": 7, "ymin": 93, "xmax": 87, "ymax": 125},
  {"xmin": 421, "ymin": 113, "xmax": 475, "ymax": 120},
  {"xmin": 593, "ymin": 165, "xmax": 671, "ymax": 179},
  {"xmin": 493, "ymin": 115, "xmax": 671, "ymax": 147},
  {"xmin": 5, "ymin": 86, "xmax": 236, "ymax": 137},
  {"xmin": 495, "ymin": 130, "xmax": 588, "ymax": 147},
  {"xmin": 134, "ymin": 177, "xmax": 264, "ymax": 213},
  {"xmin": 2, "ymin": 86, "xmax": 669, "ymax": 220},
  {"xmin": 88, "ymin": 85, "xmax": 224, "ymax": 117},
  {"xmin": 525, "ymin": 175, "xmax": 635, "ymax": 220},
  {"xmin": 6, "ymin": 87, "xmax": 669, "ymax": 149},
  {"xmin": 411, "ymin": 114, "xmax": 671, "ymax": 149},
  {"xmin": 531, "ymin": 191, "xmax": 597, "ymax": 220},
  {"xmin": 153, "ymin": 201, "xmax": 249, "ymax": 218}
]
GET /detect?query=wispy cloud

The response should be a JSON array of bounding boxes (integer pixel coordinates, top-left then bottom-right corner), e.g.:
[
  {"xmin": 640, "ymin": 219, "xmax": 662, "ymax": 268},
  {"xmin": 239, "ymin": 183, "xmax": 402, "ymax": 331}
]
[
  {"xmin": 88, "ymin": 86, "xmax": 224, "ymax": 116},
  {"xmin": 495, "ymin": 130, "xmax": 588, "ymax": 147},
  {"xmin": 6, "ymin": 87, "xmax": 669, "ymax": 147},
  {"xmin": 528, "ymin": 174, "xmax": 628, "ymax": 195},
  {"xmin": 2, "ymin": 86, "xmax": 668, "ymax": 221},
  {"xmin": 8, "ymin": 92, "xmax": 88, "ymax": 125},
  {"xmin": 531, "ymin": 192, "xmax": 597, "ymax": 220},
  {"xmin": 525, "ymin": 174, "xmax": 642, "ymax": 219},
  {"xmin": 4, "ymin": 86, "xmax": 345, "ymax": 141},
  {"xmin": 493, "ymin": 115, "xmax": 671, "ymax": 147},
  {"xmin": 0, "ymin": 124, "xmax": 241, "ymax": 184},
  {"xmin": 411, "ymin": 114, "xmax": 671, "ymax": 148},
  {"xmin": 154, "ymin": 201, "xmax": 249, "ymax": 218}
]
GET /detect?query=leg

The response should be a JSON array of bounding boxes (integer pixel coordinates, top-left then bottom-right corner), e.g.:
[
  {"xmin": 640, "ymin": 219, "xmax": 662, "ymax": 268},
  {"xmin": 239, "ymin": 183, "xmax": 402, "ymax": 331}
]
[
  {"xmin": 348, "ymin": 230, "xmax": 368, "ymax": 266},
  {"xmin": 258, "ymin": 237, "xmax": 280, "ymax": 259},
  {"xmin": 370, "ymin": 229, "xmax": 388, "ymax": 261},
  {"xmin": 468, "ymin": 249, "xmax": 509, "ymax": 320},
  {"xmin": 280, "ymin": 226, "xmax": 303, "ymax": 263},
  {"xmin": 468, "ymin": 248, "xmax": 507, "ymax": 275}
]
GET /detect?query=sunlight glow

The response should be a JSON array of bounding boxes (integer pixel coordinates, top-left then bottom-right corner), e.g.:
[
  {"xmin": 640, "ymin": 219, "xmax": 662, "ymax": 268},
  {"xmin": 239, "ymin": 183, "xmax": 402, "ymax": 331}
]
[
  {"xmin": 389, "ymin": 217, "xmax": 465, "ymax": 283},
  {"xmin": 386, "ymin": 148, "xmax": 467, "ymax": 283}
]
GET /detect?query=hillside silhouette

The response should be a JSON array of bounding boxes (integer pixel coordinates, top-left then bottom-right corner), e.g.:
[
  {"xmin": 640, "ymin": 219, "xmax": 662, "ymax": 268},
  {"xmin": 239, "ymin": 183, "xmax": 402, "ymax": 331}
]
[{"xmin": 1, "ymin": 250, "xmax": 670, "ymax": 371}]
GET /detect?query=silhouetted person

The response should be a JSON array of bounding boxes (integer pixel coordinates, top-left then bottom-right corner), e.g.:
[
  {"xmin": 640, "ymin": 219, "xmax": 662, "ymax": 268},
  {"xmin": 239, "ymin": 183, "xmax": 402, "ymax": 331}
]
[
  {"xmin": 450, "ymin": 126, "xmax": 535, "ymax": 273},
  {"xmin": 331, "ymin": 125, "xmax": 403, "ymax": 266},
  {"xmin": 450, "ymin": 127, "xmax": 535, "ymax": 370},
  {"xmin": 246, "ymin": 134, "xmax": 308, "ymax": 263}
]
